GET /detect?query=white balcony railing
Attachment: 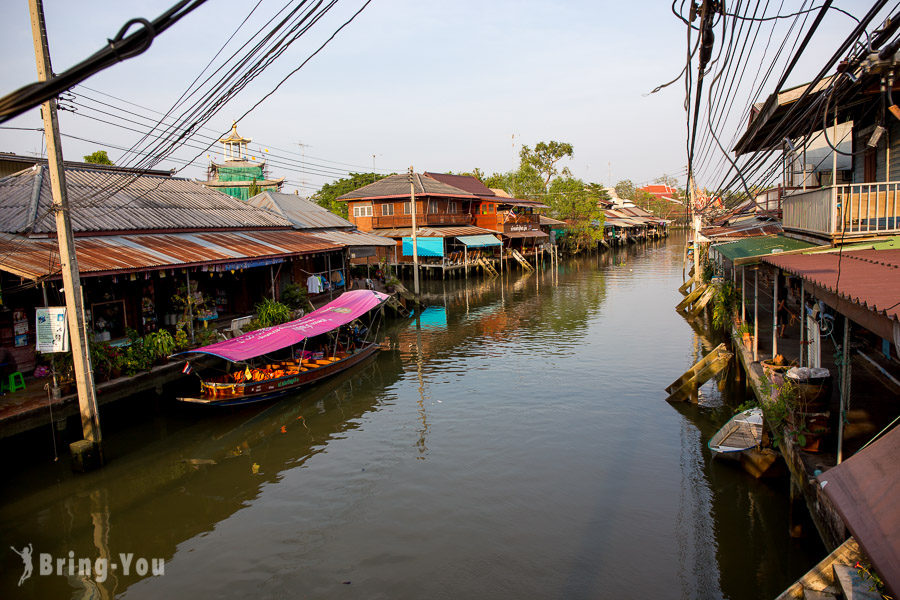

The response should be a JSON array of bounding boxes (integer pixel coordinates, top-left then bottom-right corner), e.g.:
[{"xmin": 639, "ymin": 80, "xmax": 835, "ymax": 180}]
[
  {"xmin": 783, "ymin": 187, "xmax": 835, "ymax": 235},
  {"xmin": 783, "ymin": 182, "xmax": 900, "ymax": 237}
]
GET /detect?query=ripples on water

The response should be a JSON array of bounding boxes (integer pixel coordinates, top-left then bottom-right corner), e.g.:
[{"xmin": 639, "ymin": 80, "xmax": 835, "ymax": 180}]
[{"xmin": 0, "ymin": 233, "xmax": 823, "ymax": 599}]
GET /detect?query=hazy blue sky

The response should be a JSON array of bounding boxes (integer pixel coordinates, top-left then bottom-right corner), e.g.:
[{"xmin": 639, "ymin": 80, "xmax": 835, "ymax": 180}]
[{"xmin": 0, "ymin": 0, "xmax": 879, "ymax": 194}]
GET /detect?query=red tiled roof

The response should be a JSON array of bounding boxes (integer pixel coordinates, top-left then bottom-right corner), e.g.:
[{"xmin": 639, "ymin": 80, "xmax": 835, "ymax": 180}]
[{"xmin": 762, "ymin": 249, "xmax": 900, "ymax": 322}]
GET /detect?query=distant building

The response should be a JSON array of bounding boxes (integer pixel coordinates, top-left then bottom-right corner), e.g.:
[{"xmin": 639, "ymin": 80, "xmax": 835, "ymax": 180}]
[{"xmin": 201, "ymin": 123, "xmax": 283, "ymax": 201}]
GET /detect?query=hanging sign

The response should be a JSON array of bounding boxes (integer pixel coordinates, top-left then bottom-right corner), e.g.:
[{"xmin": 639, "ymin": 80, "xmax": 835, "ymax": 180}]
[{"xmin": 36, "ymin": 307, "xmax": 69, "ymax": 353}]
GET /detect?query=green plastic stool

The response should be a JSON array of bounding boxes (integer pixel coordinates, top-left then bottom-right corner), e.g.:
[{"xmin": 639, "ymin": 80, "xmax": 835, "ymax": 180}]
[{"xmin": 8, "ymin": 371, "xmax": 25, "ymax": 393}]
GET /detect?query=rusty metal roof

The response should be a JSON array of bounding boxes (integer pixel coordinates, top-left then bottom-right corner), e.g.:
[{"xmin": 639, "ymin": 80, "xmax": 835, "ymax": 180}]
[
  {"xmin": 0, "ymin": 230, "xmax": 340, "ymax": 280},
  {"xmin": 817, "ymin": 425, "xmax": 900, "ymax": 598},
  {"xmin": 0, "ymin": 164, "xmax": 292, "ymax": 234},
  {"xmin": 371, "ymin": 226, "xmax": 496, "ymax": 238},
  {"xmin": 702, "ymin": 220, "xmax": 782, "ymax": 240},
  {"xmin": 247, "ymin": 190, "xmax": 355, "ymax": 230},
  {"xmin": 762, "ymin": 248, "xmax": 900, "ymax": 322},
  {"xmin": 336, "ymin": 173, "xmax": 478, "ymax": 201}
]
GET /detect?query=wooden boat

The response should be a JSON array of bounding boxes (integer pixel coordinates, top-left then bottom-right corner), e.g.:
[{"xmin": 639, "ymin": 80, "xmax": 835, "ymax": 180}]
[
  {"xmin": 174, "ymin": 290, "xmax": 389, "ymax": 406},
  {"xmin": 708, "ymin": 407, "xmax": 764, "ymax": 459}
]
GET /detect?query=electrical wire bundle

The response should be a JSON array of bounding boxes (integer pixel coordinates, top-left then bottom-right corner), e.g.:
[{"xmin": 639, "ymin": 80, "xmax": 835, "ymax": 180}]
[{"xmin": 664, "ymin": 0, "xmax": 900, "ymax": 217}]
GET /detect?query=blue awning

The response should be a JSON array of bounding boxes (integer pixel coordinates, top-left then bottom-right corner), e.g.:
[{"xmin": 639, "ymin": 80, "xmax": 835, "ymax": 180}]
[
  {"xmin": 457, "ymin": 234, "xmax": 502, "ymax": 247},
  {"xmin": 402, "ymin": 237, "xmax": 444, "ymax": 257}
]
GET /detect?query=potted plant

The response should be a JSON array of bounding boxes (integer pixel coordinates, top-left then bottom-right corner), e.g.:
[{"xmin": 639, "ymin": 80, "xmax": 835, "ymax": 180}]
[
  {"xmin": 737, "ymin": 321, "xmax": 753, "ymax": 349},
  {"xmin": 144, "ymin": 330, "xmax": 176, "ymax": 364}
]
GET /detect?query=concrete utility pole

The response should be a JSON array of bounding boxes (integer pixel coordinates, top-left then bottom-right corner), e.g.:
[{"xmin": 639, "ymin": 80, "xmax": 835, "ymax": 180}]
[
  {"xmin": 408, "ymin": 167, "xmax": 420, "ymax": 295},
  {"xmin": 689, "ymin": 173, "xmax": 701, "ymax": 281},
  {"xmin": 29, "ymin": 0, "xmax": 102, "ymax": 469}
]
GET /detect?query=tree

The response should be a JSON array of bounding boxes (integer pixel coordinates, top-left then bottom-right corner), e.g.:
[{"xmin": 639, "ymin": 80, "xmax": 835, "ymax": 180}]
[
  {"xmin": 520, "ymin": 141, "xmax": 574, "ymax": 189},
  {"xmin": 311, "ymin": 172, "xmax": 391, "ymax": 219},
  {"xmin": 546, "ymin": 176, "xmax": 606, "ymax": 253},
  {"xmin": 248, "ymin": 178, "xmax": 261, "ymax": 198},
  {"xmin": 83, "ymin": 150, "xmax": 114, "ymax": 165},
  {"xmin": 614, "ymin": 179, "xmax": 636, "ymax": 201}
]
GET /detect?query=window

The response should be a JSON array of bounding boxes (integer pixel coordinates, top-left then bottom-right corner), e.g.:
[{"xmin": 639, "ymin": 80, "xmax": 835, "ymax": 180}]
[
  {"xmin": 352, "ymin": 204, "xmax": 373, "ymax": 218},
  {"xmin": 381, "ymin": 203, "xmax": 394, "ymax": 216},
  {"xmin": 448, "ymin": 201, "xmax": 459, "ymax": 214},
  {"xmin": 403, "ymin": 202, "xmax": 412, "ymax": 214},
  {"xmin": 428, "ymin": 200, "xmax": 439, "ymax": 214}
]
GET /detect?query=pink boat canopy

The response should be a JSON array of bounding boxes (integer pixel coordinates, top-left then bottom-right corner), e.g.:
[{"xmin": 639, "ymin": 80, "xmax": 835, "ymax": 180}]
[{"xmin": 179, "ymin": 290, "xmax": 390, "ymax": 362}]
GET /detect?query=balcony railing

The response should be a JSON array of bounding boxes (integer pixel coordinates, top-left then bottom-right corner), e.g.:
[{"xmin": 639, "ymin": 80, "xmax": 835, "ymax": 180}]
[
  {"xmin": 783, "ymin": 182, "xmax": 900, "ymax": 237},
  {"xmin": 372, "ymin": 213, "xmax": 473, "ymax": 229}
]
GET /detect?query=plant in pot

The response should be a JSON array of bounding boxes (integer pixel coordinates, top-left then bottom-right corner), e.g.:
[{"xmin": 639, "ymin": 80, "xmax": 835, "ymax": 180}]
[
  {"xmin": 737, "ymin": 321, "xmax": 753, "ymax": 349},
  {"xmin": 255, "ymin": 297, "xmax": 292, "ymax": 328},
  {"xmin": 712, "ymin": 280, "xmax": 740, "ymax": 331},
  {"xmin": 144, "ymin": 330, "xmax": 176, "ymax": 364}
]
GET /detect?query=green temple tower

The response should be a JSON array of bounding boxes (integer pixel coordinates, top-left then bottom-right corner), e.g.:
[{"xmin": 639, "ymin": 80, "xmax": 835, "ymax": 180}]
[{"xmin": 202, "ymin": 123, "xmax": 284, "ymax": 201}]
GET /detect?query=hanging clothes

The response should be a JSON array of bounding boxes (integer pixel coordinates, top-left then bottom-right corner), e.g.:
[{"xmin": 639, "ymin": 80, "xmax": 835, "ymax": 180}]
[
  {"xmin": 330, "ymin": 270, "xmax": 344, "ymax": 288},
  {"xmin": 306, "ymin": 274, "xmax": 322, "ymax": 294}
]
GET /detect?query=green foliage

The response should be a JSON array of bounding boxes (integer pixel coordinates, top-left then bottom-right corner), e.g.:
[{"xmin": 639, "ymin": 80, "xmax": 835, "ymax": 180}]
[
  {"xmin": 83, "ymin": 150, "xmax": 114, "ymax": 165},
  {"xmin": 700, "ymin": 259, "xmax": 715, "ymax": 283},
  {"xmin": 737, "ymin": 320, "xmax": 753, "ymax": 335},
  {"xmin": 120, "ymin": 329, "xmax": 154, "ymax": 376},
  {"xmin": 757, "ymin": 379, "xmax": 799, "ymax": 448},
  {"xmin": 281, "ymin": 283, "xmax": 308, "ymax": 311},
  {"xmin": 174, "ymin": 327, "xmax": 189, "ymax": 351},
  {"xmin": 311, "ymin": 172, "xmax": 392, "ymax": 218},
  {"xmin": 248, "ymin": 178, "xmax": 261, "ymax": 198},
  {"xmin": 615, "ymin": 179, "xmax": 636, "ymax": 201},
  {"xmin": 519, "ymin": 141, "xmax": 574, "ymax": 188},
  {"xmin": 855, "ymin": 561, "xmax": 890, "ymax": 598},
  {"xmin": 546, "ymin": 176, "xmax": 606, "ymax": 252},
  {"xmin": 144, "ymin": 330, "xmax": 176, "ymax": 360},
  {"xmin": 172, "ymin": 282, "xmax": 211, "ymax": 321},
  {"xmin": 255, "ymin": 298, "xmax": 292, "ymax": 328},
  {"xmin": 712, "ymin": 280, "xmax": 740, "ymax": 330}
]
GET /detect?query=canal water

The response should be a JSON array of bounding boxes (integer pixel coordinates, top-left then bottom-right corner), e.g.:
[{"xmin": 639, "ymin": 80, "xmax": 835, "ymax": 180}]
[{"xmin": 0, "ymin": 231, "xmax": 824, "ymax": 599}]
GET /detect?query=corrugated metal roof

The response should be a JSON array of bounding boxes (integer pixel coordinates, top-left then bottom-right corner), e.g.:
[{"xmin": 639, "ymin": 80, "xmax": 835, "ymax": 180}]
[
  {"xmin": 540, "ymin": 216, "xmax": 566, "ymax": 226},
  {"xmin": 713, "ymin": 234, "xmax": 819, "ymax": 265},
  {"xmin": 336, "ymin": 173, "xmax": 478, "ymax": 201},
  {"xmin": 0, "ymin": 165, "xmax": 292, "ymax": 234},
  {"xmin": 762, "ymin": 248, "xmax": 900, "ymax": 322},
  {"xmin": 702, "ymin": 221, "xmax": 782, "ymax": 239},
  {"xmin": 424, "ymin": 172, "xmax": 496, "ymax": 197},
  {"xmin": 310, "ymin": 229, "xmax": 395, "ymax": 247},
  {"xmin": 0, "ymin": 230, "xmax": 340, "ymax": 280},
  {"xmin": 817, "ymin": 425, "xmax": 900, "ymax": 597},
  {"xmin": 372, "ymin": 226, "xmax": 496, "ymax": 238},
  {"xmin": 503, "ymin": 230, "xmax": 549, "ymax": 239},
  {"xmin": 247, "ymin": 190, "xmax": 355, "ymax": 230}
]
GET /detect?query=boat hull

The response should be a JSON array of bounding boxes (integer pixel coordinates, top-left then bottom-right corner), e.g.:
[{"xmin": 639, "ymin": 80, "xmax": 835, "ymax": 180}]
[
  {"xmin": 178, "ymin": 343, "xmax": 380, "ymax": 407},
  {"xmin": 708, "ymin": 408, "xmax": 764, "ymax": 459}
]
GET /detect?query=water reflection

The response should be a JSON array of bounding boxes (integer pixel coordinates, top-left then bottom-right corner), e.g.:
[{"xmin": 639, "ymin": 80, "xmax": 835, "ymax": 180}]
[{"xmin": 0, "ymin": 234, "xmax": 824, "ymax": 600}]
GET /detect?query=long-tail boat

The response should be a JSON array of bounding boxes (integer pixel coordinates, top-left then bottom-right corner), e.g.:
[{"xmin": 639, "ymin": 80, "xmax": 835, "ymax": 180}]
[{"xmin": 174, "ymin": 290, "xmax": 389, "ymax": 406}]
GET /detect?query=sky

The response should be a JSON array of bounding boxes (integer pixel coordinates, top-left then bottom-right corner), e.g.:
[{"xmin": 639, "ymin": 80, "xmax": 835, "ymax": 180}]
[{"xmin": 0, "ymin": 0, "xmax": 884, "ymax": 195}]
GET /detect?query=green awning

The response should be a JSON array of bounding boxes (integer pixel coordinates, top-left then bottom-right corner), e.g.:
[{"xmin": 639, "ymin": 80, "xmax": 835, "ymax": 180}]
[
  {"xmin": 457, "ymin": 234, "xmax": 502, "ymax": 247},
  {"xmin": 713, "ymin": 234, "xmax": 819, "ymax": 266}
]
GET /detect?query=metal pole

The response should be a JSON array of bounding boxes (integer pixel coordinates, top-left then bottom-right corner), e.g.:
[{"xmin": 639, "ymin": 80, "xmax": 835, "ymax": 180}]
[
  {"xmin": 800, "ymin": 281, "xmax": 806, "ymax": 367},
  {"xmin": 327, "ymin": 253, "xmax": 333, "ymax": 301},
  {"xmin": 186, "ymin": 270, "xmax": 194, "ymax": 344},
  {"xmin": 773, "ymin": 271, "xmax": 779, "ymax": 358},
  {"xmin": 270, "ymin": 265, "xmax": 276, "ymax": 301},
  {"xmin": 408, "ymin": 167, "xmax": 420, "ymax": 296},
  {"xmin": 29, "ymin": 0, "xmax": 101, "ymax": 447},
  {"xmin": 753, "ymin": 268, "xmax": 759, "ymax": 362},
  {"xmin": 837, "ymin": 316, "xmax": 850, "ymax": 464},
  {"xmin": 741, "ymin": 266, "xmax": 746, "ymax": 322}
]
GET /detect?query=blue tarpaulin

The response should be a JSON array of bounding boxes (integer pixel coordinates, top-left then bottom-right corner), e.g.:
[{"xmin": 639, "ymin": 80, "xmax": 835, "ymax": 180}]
[
  {"xmin": 402, "ymin": 237, "xmax": 444, "ymax": 257},
  {"xmin": 457, "ymin": 234, "xmax": 502, "ymax": 247}
]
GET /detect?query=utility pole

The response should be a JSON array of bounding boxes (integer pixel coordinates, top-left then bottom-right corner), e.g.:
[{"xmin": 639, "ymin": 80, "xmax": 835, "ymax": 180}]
[
  {"xmin": 408, "ymin": 167, "xmax": 420, "ymax": 295},
  {"xmin": 30, "ymin": 0, "xmax": 102, "ymax": 470},
  {"xmin": 690, "ymin": 172, "xmax": 701, "ymax": 281}
]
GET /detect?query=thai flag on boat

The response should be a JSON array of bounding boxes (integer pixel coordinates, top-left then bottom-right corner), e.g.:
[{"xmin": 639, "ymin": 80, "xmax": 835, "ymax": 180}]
[{"xmin": 182, "ymin": 362, "xmax": 192, "ymax": 375}]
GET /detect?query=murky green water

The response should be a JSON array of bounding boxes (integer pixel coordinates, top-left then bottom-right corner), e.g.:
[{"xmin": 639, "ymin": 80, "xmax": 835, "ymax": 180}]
[{"xmin": 0, "ymin": 232, "xmax": 824, "ymax": 599}]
